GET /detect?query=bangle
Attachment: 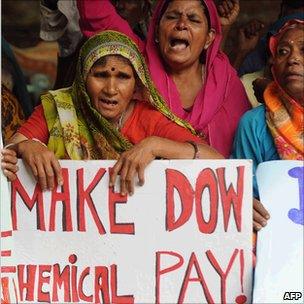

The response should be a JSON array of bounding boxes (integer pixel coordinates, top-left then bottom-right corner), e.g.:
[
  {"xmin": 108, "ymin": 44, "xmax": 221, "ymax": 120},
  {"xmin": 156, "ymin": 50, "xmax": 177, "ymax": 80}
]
[
  {"xmin": 3, "ymin": 143, "xmax": 17, "ymax": 150},
  {"xmin": 32, "ymin": 138, "xmax": 48, "ymax": 148},
  {"xmin": 186, "ymin": 141, "xmax": 200, "ymax": 159}
]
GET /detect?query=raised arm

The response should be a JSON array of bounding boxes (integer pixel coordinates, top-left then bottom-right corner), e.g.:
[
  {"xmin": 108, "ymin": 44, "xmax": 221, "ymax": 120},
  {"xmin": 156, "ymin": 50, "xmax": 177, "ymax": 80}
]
[
  {"xmin": 230, "ymin": 19, "xmax": 265, "ymax": 71},
  {"xmin": 77, "ymin": 0, "xmax": 145, "ymax": 52},
  {"xmin": 216, "ymin": 0, "xmax": 240, "ymax": 50}
]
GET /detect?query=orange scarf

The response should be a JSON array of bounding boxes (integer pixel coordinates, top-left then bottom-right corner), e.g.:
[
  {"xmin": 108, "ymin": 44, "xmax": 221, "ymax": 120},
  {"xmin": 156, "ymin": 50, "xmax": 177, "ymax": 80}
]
[{"xmin": 264, "ymin": 82, "xmax": 304, "ymax": 160}]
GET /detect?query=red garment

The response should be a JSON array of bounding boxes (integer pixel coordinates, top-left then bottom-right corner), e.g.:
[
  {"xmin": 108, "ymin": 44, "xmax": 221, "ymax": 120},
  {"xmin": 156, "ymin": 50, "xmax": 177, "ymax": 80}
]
[
  {"xmin": 18, "ymin": 102, "xmax": 202, "ymax": 145},
  {"xmin": 77, "ymin": 0, "xmax": 251, "ymax": 158},
  {"xmin": 18, "ymin": 105, "xmax": 49, "ymax": 143},
  {"xmin": 122, "ymin": 101, "xmax": 202, "ymax": 144}
]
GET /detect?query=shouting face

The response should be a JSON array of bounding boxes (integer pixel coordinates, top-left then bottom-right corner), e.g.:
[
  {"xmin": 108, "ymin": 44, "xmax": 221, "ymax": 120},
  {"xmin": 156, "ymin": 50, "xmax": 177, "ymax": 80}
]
[
  {"xmin": 158, "ymin": 0, "xmax": 214, "ymax": 71},
  {"xmin": 86, "ymin": 55, "xmax": 136, "ymax": 124}
]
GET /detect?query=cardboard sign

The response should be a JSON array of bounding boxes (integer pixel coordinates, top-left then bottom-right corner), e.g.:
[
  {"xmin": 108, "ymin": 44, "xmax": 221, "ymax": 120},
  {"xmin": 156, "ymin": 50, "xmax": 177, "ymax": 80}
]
[
  {"xmin": 1, "ymin": 159, "xmax": 252, "ymax": 304},
  {"xmin": 253, "ymin": 161, "xmax": 304, "ymax": 303}
]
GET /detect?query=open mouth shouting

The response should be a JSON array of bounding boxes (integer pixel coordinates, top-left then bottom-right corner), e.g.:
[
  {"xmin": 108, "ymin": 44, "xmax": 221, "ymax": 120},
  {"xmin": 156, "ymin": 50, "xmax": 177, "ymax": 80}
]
[{"xmin": 169, "ymin": 38, "xmax": 190, "ymax": 51}]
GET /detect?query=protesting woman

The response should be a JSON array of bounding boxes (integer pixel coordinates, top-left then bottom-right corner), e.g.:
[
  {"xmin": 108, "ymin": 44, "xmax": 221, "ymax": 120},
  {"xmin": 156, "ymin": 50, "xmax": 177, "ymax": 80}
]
[
  {"xmin": 77, "ymin": 0, "xmax": 251, "ymax": 157},
  {"xmin": 1, "ymin": 31, "xmax": 222, "ymax": 195},
  {"xmin": 232, "ymin": 19, "xmax": 304, "ymax": 230}
]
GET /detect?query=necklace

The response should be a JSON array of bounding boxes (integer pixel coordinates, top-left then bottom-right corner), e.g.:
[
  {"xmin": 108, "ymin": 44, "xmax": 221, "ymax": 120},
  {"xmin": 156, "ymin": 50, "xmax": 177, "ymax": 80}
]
[
  {"xmin": 115, "ymin": 101, "xmax": 134, "ymax": 131},
  {"xmin": 116, "ymin": 110, "xmax": 126, "ymax": 131}
]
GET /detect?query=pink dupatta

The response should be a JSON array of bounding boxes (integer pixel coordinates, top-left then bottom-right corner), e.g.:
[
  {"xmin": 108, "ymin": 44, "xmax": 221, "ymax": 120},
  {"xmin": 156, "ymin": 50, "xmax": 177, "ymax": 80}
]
[
  {"xmin": 77, "ymin": 0, "xmax": 250, "ymax": 157},
  {"xmin": 145, "ymin": 0, "xmax": 250, "ymax": 157}
]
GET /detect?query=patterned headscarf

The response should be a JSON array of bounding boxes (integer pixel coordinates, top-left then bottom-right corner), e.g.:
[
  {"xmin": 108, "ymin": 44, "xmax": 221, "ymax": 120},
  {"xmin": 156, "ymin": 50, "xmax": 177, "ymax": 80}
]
[
  {"xmin": 264, "ymin": 19, "xmax": 304, "ymax": 160},
  {"xmin": 41, "ymin": 30, "xmax": 194, "ymax": 160}
]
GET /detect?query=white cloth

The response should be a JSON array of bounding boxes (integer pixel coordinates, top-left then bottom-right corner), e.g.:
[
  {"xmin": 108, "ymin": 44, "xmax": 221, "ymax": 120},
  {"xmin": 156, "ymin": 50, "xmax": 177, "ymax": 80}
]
[
  {"xmin": 240, "ymin": 70, "xmax": 263, "ymax": 108},
  {"xmin": 40, "ymin": 0, "xmax": 82, "ymax": 57}
]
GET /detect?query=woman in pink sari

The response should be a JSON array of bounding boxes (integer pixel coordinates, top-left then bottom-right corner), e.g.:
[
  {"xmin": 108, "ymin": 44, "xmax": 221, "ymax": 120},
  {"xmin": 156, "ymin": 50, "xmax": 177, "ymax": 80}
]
[{"xmin": 77, "ymin": 0, "xmax": 251, "ymax": 157}]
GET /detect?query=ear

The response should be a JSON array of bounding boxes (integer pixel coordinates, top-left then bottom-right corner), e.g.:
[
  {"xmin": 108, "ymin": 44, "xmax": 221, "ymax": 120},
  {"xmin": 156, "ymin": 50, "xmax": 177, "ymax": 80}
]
[{"xmin": 204, "ymin": 28, "xmax": 215, "ymax": 50}]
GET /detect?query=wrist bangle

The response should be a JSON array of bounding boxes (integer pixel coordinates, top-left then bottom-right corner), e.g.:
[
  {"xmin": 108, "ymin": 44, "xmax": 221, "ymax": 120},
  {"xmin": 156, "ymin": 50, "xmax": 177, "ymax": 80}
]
[
  {"xmin": 3, "ymin": 143, "xmax": 17, "ymax": 150},
  {"xmin": 32, "ymin": 138, "xmax": 48, "ymax": 148},
  {"xmin": 186, "ymin": 141, "xmax": 200, "ymax": 159}
]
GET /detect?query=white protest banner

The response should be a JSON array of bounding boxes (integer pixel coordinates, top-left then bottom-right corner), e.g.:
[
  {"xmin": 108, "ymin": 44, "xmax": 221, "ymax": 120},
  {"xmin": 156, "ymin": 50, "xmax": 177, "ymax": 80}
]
[
  {"xmin": 0, "ymin": 137, "xmax": 19, "ymax": 304},
  {"xmin": 1, "ymin": 159, "xmax": 252, "ymax": 304},
  {"xmin": 253, "ymin": 160, "xmax": 304, "ymax": 303}
]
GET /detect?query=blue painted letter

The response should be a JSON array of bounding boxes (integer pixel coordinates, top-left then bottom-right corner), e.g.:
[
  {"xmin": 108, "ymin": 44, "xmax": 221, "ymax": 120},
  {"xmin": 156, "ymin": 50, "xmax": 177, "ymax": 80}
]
[{"xmin": 288, "ymin": 167, "xmax": 304, "ymax": 225}]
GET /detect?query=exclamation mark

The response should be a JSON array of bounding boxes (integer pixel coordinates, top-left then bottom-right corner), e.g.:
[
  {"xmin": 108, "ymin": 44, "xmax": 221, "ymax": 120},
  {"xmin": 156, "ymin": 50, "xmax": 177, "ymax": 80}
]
[{"xmin": 235, "ymin": 249, "xmax": 247, "ymax": 304}]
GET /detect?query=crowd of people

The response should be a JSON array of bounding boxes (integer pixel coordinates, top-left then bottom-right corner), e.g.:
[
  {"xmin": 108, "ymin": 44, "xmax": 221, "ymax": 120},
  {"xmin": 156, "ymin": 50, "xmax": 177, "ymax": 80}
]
[{"xmin": 1, "ymin": 0, "xmax": 303, "ymax": 235}]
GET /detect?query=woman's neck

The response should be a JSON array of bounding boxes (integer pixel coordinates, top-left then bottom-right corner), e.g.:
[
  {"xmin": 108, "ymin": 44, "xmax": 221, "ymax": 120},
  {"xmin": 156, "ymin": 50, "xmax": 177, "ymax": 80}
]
[
  {"xmin": 112, "ymin": 100, "xmax": 135, "ymax": 130},
  {"xmin": 169, "ymin": 62, "xmax": 204, "ymax": 109}
]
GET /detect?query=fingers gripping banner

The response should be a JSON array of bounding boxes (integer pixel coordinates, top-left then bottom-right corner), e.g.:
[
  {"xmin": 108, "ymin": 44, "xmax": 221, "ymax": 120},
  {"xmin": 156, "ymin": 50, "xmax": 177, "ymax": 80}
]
[{"xmin": 1, "ymin": 160, "xmax": 252, "ymax": 304}]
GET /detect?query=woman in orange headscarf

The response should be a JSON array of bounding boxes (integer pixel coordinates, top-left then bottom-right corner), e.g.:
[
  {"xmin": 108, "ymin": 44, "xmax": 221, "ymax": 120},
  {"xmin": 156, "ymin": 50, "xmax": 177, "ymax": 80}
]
[{"xmin": 232, "ymin": 19, "xmax": 304, "ymax": 230}]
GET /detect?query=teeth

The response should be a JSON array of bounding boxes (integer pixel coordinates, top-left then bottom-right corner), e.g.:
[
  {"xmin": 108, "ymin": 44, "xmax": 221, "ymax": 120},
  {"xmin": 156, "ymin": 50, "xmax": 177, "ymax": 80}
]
[
  {"xmin": 101, "ymin": 99, "xmax": 117, "ymax": 105},
  {"xmin": 170, "ymin": 39, "xmax": 189, "ymax": 50}
]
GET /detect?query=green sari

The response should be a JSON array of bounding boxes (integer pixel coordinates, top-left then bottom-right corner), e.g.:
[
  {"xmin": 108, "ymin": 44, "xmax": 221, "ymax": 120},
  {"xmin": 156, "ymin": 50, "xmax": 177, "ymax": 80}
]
[{"xmin": 41, "ymin": 30, "xmax": 195, "ymax": 160}]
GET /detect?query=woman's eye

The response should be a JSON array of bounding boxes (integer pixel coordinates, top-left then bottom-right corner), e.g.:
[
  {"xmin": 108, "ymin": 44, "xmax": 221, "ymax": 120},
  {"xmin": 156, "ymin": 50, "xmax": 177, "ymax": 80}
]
[
  {"xmin": 118, "ymin": 74, "xmax": 131, "ymax": 80},
  {"xmin": 94, "ymin": 72, "xmax": 107, "ymax": 78},
  {"xmin": 165, "ymin": 14, "xmax": 176, "ymax": 20},
  {"xmin": 277, "ymin": 48, "xmax": 289, "ymax": 56},
  {"xmin": 190, "ymin": 18, "xmax": 201, "ymax": 23}
]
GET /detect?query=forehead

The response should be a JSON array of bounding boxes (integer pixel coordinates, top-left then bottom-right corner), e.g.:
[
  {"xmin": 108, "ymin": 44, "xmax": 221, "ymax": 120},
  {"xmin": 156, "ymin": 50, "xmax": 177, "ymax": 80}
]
[
  {"xmin": 94, "ymin": 55, "xmax": 133, "ymax": 70},
  {"xmin": 278, "ymin": 26, "xmax": 304, "ymax": 44},
  {"xmin": 166, "ymin": 0, "xmax": 205, "ymax": 14}
]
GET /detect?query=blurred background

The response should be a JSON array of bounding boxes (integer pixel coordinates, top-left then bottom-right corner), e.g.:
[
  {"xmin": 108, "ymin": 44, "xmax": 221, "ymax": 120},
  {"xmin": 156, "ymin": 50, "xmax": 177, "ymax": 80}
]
[{"xmin": 1, "ymin": 0, "xmax": 282, "ymax": 104}]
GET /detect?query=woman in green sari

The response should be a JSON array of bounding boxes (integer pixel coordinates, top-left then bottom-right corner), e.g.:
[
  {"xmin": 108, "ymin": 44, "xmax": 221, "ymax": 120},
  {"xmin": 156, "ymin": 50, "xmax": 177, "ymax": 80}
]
[{"xmin": 1, "ymin": 31, "xmax": 222, "ymax": 195}]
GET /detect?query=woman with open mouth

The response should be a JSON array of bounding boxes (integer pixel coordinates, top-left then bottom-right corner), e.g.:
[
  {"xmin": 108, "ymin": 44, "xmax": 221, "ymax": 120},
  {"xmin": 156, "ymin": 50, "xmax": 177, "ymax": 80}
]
[
  {"xmin": 1, "ymin": 31, "xmax": 223, "ymax": 196},
  {"xmin": 77, "ymin": 0, "xmax": 251, "ymax": 158}
]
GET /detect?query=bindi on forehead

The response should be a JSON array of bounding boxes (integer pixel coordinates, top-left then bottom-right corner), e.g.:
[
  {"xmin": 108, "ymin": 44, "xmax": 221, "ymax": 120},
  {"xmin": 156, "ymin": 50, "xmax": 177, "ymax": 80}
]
[{"xmin": 111, "ymin": 67, "xmax": 116, "ymax": 71}]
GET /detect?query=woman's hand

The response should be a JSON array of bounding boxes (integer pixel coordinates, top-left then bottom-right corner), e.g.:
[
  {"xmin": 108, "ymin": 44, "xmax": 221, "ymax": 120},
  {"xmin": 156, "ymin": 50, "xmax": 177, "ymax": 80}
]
[
  {"xmin": 17, "ymin": 140, "xmax": 63, "ymax": 191},
  {"xmin": 109, "ymin": 136, "xmax": 223, "ymax": 196},
  {"xmin": 1, "ymin": 148, "xmax": 19, "ymax": 181},
  {"xmin": 238, "ymin": 19, "xmax": 264, "ymax": 54},
  {"xmin": 217, "ymin": 0, "xmax": 240, "ymax": 27},
  {"xmin": 109, "ymin": 137, "xmax": 157, "ymax": 196},
  {"xmin": 253, "ymin": 198, "xmax": 270, "ymax": 231}
]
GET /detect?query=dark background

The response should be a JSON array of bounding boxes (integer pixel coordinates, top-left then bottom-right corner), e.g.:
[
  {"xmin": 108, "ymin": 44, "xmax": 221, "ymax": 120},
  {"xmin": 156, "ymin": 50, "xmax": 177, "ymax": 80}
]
[{"xmin": 1, "ymin": 0, "xmax": 282, "ymax": 88}]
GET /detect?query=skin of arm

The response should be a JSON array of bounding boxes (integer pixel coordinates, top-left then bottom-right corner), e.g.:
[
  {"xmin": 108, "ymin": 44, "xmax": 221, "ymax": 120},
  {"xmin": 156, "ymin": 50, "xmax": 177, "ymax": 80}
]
[
  {"xmin": 216, "ymin": 0, "xmax": 240, "ymax": 50},
  {"xmin": 230, "ymin": 19, "xmax": 264, "ymax": 70},
  {"xmin": 2, "ymin": 134, "xmax": 222, "ymax": 196},
  {"xmin": 110, "ymin": 136, "xmax": 223, "ymax": 196}
]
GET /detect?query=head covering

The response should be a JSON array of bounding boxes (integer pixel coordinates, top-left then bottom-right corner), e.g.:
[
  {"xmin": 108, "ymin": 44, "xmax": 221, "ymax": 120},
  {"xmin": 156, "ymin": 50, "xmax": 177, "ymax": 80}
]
[
  {"xmin": 237, "ymin": 11, "xmax": 304, "ymax": 77},
  {"xmin": 264, "ymin": 19, "xmax": 304, "ymax": 160},
  {"xmin": 146, "ymin": 0, "xmax": 250, "ymax": 157},
  {"xmin": 269, "ymin": 19, "xmax": 304, "ymax": 57},
  {"xmin": 41, "ymin": 30, "xmax": 194, "ymax": 160}
]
